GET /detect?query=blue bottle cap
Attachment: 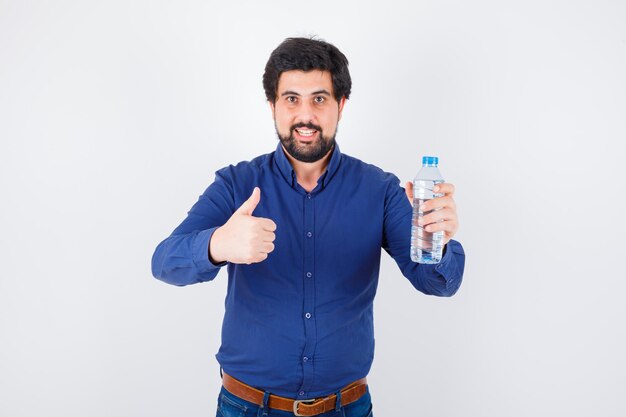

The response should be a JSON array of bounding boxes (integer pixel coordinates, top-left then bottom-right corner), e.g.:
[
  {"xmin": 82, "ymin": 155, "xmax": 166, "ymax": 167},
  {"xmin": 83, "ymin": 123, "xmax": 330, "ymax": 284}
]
[{"xmin": 422, "ymin": 156, "xmax": 439, "ymax": 165}]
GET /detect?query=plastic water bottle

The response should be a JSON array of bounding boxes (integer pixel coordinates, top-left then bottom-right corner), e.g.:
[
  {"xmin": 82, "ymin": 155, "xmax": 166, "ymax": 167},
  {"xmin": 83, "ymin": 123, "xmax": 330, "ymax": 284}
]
[{"xmin": 411, "ymin": 156, "xmax": 445, "ymax": 264}]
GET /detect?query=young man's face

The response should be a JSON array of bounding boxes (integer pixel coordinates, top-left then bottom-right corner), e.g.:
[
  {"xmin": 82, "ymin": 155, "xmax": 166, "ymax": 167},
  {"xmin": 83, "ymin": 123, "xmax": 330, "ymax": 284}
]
[{"xmin": 270, "ymin": 69, "xmax": 346, "ymax": 163}]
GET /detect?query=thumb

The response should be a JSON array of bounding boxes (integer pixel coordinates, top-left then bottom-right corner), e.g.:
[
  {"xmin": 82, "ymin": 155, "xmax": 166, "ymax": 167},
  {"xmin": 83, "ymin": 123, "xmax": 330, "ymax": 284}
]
[
  {"xmin": 405, "ymin": 181, "xmax": 413, "ymax": 204},
  {"xmin": 236, "ymin": 187, "xmax": 261, "ymax": 216}
]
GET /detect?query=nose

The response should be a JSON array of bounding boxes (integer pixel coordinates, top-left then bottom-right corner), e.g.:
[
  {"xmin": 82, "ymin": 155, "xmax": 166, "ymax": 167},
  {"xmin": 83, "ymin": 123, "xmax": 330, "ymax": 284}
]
[{"xmin": 295, "ymin": 100, "xmax": 316, "ymax": 125}]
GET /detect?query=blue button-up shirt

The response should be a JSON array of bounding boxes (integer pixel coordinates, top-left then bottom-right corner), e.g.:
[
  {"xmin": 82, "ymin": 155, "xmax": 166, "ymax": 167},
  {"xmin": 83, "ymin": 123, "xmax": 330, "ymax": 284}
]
[{"xmin": 151, "ymin": 142, "xmax": 465, "ymax": 399}]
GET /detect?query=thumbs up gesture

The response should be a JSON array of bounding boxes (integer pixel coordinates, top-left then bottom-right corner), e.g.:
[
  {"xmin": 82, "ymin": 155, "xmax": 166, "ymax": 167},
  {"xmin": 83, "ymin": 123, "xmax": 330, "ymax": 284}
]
[{"xmin": 209, "ymin": 187, "xmax": 277, "ymax": 264}]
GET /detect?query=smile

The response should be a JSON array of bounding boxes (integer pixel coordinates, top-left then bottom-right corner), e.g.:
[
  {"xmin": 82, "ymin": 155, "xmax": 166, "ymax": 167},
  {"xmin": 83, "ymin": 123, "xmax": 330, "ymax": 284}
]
[{"xmin": 295, "ymin": 128, "xmax": 317, "ymax": 137}]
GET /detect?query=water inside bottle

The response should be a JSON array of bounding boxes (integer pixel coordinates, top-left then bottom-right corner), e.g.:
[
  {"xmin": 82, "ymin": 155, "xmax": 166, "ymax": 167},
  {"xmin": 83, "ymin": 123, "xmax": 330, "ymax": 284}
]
[{"xmin": 411, "ymin": 180, "xmax": 445, "ymax": 263}]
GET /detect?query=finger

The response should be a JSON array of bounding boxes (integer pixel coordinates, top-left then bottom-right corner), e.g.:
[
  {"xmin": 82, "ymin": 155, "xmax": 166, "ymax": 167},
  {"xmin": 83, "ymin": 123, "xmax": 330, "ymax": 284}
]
[
  {"xmin": 420, "ymin": 196, "xmax": 456, "ymax": 212},
  {"xmin": 432, "ymin": 182, "xmax": 455, "ymax": 197},
  {"xmin": 405, "ymin": 181, "xmax": 413, "ymax": 204},
  {"xmin": 424, "ymin": 219, "xmax": 458, "ymax": 234},
  {"xmin": 418, "ymin": 208, "xmax": 455, "ymax": 226},
  {"xmin": 262, "ymin": 230, "xmax": 276, "ymax": 242},
  {"xmin": 260, "ymin": 218, "xmax": 277, "ymax": 232},
  {"xmin": 260, "ymin": 242, "xmax": 275, "ymax": 254},
  {"xmin": 236, "ymin": 187, "xmax": 261, "ymax": 216},
  {"xmin": 257, "ymin": 252, "xmax": 269, "ymax": 262}
]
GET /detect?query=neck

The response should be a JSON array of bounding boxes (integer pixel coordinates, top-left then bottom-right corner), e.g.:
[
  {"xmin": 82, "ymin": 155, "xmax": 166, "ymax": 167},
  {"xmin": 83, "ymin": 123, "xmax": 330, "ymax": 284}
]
[{"xmin": 281, "ymin": 145, "xmax": 334, "ymax": 192}]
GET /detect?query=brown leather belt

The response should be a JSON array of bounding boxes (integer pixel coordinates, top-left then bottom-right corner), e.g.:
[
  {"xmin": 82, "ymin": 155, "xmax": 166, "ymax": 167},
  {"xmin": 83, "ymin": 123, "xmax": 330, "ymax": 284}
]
[{"xmin": 222, "ymin": 371, "xmax": 368, "ymax": 416}]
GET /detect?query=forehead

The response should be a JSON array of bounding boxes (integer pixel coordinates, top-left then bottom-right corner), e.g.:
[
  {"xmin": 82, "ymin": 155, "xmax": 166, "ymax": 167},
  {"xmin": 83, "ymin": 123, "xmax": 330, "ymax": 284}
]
[{"xmin": 277, "ymin": 70, "xmax": 333, "ymax": 94}]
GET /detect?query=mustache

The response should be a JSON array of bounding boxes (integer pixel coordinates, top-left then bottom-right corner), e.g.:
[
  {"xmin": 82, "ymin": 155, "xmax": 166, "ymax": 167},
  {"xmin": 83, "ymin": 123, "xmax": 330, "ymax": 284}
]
[{"xmin": 291, "ymin": 122, "xmax": 322, "ymax": 132}]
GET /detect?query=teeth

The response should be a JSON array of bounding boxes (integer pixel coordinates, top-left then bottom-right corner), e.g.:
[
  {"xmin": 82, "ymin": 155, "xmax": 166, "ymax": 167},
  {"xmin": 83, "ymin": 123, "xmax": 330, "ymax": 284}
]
[{"xmin": 296, "ymin": 129, "xmax": 316, "ymax": 136}]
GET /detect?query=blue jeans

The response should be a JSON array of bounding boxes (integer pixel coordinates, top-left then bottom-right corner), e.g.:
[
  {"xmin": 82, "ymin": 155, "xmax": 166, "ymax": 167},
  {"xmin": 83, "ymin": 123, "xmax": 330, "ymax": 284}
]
[{"xmin": 215, "ymin": 385, "xmax": 374, "ymax": 417}]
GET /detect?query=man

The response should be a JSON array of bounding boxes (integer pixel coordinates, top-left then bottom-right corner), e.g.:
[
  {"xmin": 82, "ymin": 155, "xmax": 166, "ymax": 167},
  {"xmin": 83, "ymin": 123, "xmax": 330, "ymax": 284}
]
[{"xmin": 152, "ymin": 37, "xmax": 465, "ymax": 417}]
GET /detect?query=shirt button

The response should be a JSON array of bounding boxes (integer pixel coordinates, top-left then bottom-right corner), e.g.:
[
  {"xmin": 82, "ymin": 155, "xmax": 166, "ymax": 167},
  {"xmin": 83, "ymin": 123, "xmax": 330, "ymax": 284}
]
[
  {"xmin": 303, "ymin": 356, "xmax": 309, "ymax": 362},
  {"xmin": 299, "ymin": 391, "xmax": 305, "ymax": 396},
  {"xmin": 307, "ymin": 194, "xmax": 312, "ymax": 199},
  {"xmin": 307, "ymin": 231, "xmax": 312, "ymax": 238},
  {"xmin": 306, "ymin": 272, "xmax": 312, "ymax": 278},
  {"xmin": 305, "ymin": 312, "xmax": 311, "ymax": 319}
]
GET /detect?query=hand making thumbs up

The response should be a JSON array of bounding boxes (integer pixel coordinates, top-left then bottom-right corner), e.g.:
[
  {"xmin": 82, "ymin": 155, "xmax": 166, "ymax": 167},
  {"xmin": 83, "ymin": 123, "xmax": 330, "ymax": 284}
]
[{"xmin": 209, "ymin": 187, "xmax": 277, "ymax": 264}]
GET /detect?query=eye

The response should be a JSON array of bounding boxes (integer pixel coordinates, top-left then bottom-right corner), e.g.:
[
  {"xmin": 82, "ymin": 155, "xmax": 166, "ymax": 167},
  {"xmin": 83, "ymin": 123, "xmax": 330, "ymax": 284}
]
[
  {"xmin": 314, "ymin": 96, "xmax": 326, "ymax": 104},
  {"xmin": 286, "ymin": 96, "xmax": 298, "ymax": 103}
]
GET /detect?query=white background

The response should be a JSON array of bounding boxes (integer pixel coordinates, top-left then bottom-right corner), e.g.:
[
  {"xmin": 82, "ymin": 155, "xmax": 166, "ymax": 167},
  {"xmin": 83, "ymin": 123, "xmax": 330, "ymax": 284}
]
[{"xmin": 1, "ymin": 1, "xmax": 625, "ymax": 416}]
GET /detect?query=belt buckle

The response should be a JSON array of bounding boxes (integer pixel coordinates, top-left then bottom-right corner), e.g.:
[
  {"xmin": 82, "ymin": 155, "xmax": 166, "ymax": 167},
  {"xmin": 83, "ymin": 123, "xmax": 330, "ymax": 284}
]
[{"xmin": 293, "ymin": 398, "xmax": 316, "ymax": 416}]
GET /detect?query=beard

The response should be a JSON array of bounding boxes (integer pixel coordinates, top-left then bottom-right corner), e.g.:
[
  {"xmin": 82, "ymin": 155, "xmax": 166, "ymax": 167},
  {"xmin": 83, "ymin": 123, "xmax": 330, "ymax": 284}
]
[{"xmin": 275, "ymin": 121, "xmax": 337, "ymax": 163}]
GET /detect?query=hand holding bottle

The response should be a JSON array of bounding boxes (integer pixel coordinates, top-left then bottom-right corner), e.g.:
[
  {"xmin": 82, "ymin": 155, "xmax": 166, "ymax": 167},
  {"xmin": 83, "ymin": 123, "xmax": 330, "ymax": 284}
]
[{"xmin": 405, "ymin": 181, "xmax": 459, "ymax": 247}]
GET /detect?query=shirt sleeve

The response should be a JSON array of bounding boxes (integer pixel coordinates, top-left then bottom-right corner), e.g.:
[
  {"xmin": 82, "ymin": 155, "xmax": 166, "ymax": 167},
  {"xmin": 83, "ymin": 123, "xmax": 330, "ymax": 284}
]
[
  {"xmin": 151, "ymin": 168, "xmax": 235, "ymax": 286},
  {"xmin": 381, "ymin": 174, "xmax": 465, "ymax": 296}
]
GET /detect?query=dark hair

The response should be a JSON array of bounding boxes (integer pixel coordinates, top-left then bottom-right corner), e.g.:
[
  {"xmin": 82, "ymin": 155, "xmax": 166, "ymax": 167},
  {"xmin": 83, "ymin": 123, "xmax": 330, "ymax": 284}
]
[{"xmin": 263, "ymin": 36, "xmax": 351, "ymax": 104}]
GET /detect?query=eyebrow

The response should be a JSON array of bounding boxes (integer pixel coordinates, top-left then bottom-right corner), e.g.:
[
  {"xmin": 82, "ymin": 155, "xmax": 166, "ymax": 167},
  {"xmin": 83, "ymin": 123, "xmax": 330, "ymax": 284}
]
[{"xmin": 280, "ymin": 89, "xmax": 331, "ymax": 97}]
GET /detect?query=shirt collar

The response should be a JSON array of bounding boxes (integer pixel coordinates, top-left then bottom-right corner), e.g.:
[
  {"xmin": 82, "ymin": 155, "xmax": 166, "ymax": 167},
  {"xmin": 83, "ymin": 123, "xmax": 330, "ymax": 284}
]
[{"xmin": 273, "ymin": 141, "xmax": 343, "ymax": 190}]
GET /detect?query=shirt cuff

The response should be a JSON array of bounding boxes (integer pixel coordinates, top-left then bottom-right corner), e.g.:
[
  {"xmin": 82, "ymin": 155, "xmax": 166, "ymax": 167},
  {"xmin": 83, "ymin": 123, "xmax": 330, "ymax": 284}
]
[
  {"xmin": 434, "ymin": 239, "xmax": 465, "ymax": 290},
  {"xmin": 192, "ymin": 227, "xmax": 228, "ymax": 271}
]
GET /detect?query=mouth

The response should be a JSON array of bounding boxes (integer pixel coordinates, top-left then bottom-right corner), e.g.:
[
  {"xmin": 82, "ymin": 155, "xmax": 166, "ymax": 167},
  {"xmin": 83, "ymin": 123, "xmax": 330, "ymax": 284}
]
[{"xmin": 294, "ymin": 128, "xmax": 319, "ymax": 142}]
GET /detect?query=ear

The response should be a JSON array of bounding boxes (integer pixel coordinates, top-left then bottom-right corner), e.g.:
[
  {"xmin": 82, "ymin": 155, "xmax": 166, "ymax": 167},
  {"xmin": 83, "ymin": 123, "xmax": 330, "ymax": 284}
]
[{"xmin": 337, "ymin": 96, "xmax": 346, "ymax": 121}]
